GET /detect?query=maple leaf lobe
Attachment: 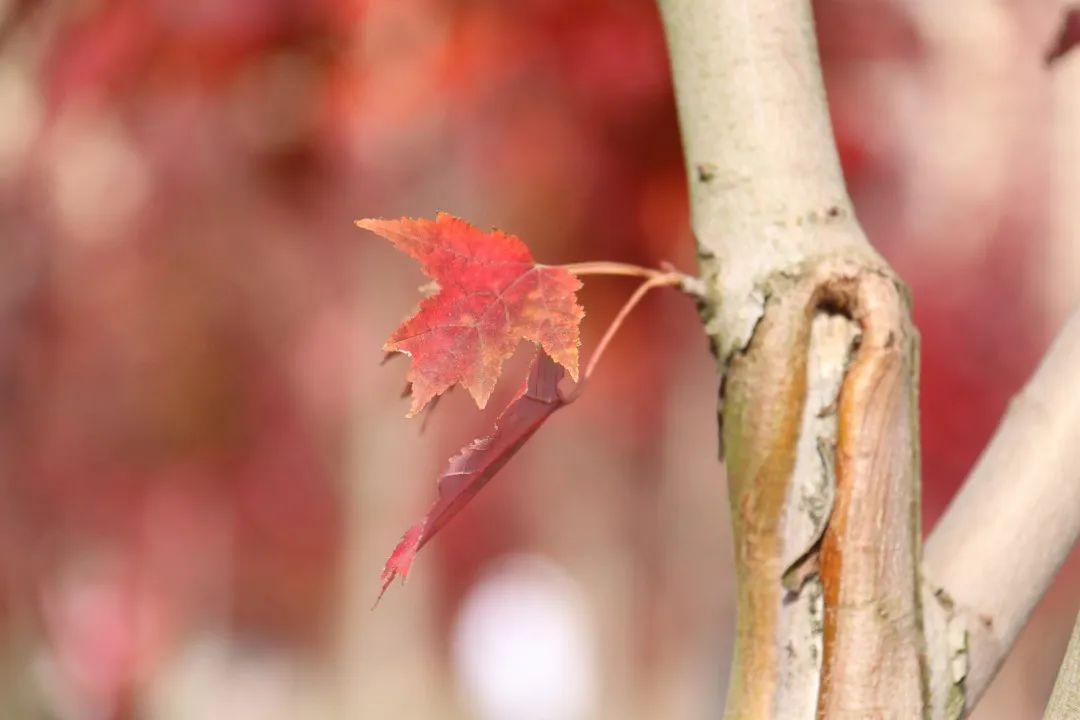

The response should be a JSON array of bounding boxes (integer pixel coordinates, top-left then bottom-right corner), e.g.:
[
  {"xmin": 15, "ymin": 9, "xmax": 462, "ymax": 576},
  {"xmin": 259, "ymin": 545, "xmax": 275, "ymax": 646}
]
[
  {"xmin": 357, "ymin": 213, "xmax": 583, "ymax": 415},
  {"xmin": 376, "ymin": 352, "xmax": 567, "ymax": 602}
]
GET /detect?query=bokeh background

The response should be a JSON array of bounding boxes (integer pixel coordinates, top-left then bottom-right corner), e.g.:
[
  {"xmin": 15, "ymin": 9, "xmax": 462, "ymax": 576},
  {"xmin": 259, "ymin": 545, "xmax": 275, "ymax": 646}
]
[{"xmin": 1, "ymin": 0, "xmax": 1078, "ymax": 718}]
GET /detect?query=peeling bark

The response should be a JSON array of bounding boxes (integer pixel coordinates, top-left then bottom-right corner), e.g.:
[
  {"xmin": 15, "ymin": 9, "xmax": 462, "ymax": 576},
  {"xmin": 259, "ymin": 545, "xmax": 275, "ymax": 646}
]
[
  {"xmin": 718, "ymin": 259, "xmax": 922, "ymax": 717},
  {"xmin": 657, "ymin": 0, "xmax": 925, "ymax": 716},
  {"xmin": 816, "ymin": 271, "xmax": 923, "ymax": 719},
  {"xmin": 657, "ymin": 0, "xmax": 1080, "ymax": 717}
]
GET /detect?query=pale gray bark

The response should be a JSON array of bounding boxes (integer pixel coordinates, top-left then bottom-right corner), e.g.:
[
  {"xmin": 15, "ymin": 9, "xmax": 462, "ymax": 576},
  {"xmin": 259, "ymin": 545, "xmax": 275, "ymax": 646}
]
[
  {"xmin": 657, "ymin": 1, "xmax": 923, "ymax": 716},
  {"xmin": 657, "ymin": 0, "xmax": 1080, "ymax": 717},
  {"xmin": 1045, "ymin": 610, "xmax": 1080, "ymax": 719},
  {"xmin": 925, "ymin": 307, "xmax": 1080, "ymax": 712}
]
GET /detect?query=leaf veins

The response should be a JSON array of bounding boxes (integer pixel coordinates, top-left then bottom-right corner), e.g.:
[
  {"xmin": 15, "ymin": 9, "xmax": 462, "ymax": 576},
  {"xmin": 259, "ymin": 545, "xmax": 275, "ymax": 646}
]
[{"xmin": 357, "ymin": 213, "xmax": 584, "ymax": 416}]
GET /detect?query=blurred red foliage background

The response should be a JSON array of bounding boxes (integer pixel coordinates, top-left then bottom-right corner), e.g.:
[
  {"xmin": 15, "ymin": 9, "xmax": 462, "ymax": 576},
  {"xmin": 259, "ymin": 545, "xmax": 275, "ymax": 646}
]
[{"xmin": 0, "ymin": 1, "xmax": 1076, "ymax": 718}]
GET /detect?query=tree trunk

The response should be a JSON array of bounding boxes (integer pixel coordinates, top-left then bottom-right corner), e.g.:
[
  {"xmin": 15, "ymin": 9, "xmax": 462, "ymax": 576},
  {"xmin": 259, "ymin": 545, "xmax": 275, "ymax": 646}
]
[
  {"xmin": 656, "ymin": 1, "xmax": 924, "ymax": 716},
  {"xmin": 656, "ymin": 0, "xmax": 1080, "ymax": 717}
]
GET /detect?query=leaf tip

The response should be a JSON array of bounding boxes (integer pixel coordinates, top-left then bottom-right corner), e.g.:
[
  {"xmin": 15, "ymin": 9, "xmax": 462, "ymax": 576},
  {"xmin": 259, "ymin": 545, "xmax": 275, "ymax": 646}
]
[
  {"xmin": 543, "ymin": 345, "xmax": 580, "ymax": 383},
  {"xmin": 564, "ymin": 349, "xmax": 581, "ymax": 383},
  {"xmin": 405, "ymin": 384, "xmax": 439, "ymax": 418},
  {"xmin": 356, "ymin": 217, "xmax": 400, "ymax": 240},
  {"xmin": 375, "ymin": 523, "xmax": 425, "ymax": 605}
]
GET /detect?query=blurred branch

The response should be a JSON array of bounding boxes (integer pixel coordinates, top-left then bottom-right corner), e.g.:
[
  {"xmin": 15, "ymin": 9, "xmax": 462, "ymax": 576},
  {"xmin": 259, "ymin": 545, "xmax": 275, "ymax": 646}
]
[
  {"xmin": 0, "ymin": 0, "xmax": 39, "ymax": 52},
  {"xmin": 1045, "ymin": 609, "xmax": 1080, "ymax": 718},
  {"xmin": 925, "ymin": 307, "xmax": 1080, "ymax": 713}
]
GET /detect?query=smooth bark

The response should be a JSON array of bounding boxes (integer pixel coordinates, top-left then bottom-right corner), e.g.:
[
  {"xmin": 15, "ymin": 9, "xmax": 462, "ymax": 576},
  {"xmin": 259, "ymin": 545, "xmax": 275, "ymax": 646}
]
[
  {"xmin": 657, "ymin": 1, "xmax": 924, "ymax": 716},
  {"xmin": 925, "ymin": 307, "xmax": 1080, "ymax": 712},
  {"xmin": 1045, "ymin": 610, "xmax": 1080, "ymax": 719}
]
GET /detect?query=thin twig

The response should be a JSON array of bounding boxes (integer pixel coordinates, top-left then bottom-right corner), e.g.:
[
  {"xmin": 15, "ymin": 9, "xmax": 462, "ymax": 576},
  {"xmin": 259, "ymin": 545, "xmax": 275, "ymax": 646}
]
[
  {"xmin": 558, "ymin": 261, "xmax": 667, "ymax": 278},
  {"xmin": 558, "ymin": 260, "xmax": 702, "ymax": 298},
  {"xmin": 585, "ymin": 273, "xmax": 680, "ymax": 379},
  {"xmin": 562, "ymin": 272, "xmax": 682, "ymax": 403}
]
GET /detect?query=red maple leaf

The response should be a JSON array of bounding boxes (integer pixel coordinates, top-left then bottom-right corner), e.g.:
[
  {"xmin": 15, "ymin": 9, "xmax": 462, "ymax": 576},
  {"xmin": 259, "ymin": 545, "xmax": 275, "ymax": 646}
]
[
  {"xmin": 377, "ymin": 352, "xmax": 567, "ymax": 601},
  {"xmin": 357, "ymin": 213, "xmax": 583, "ymax": 415}
]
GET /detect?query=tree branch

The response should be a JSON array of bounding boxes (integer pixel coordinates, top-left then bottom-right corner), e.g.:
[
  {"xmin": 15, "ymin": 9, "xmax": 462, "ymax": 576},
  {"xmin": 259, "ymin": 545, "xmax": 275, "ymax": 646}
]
[
  {"xmin": 924, "ymin": 307, "xmax": 1080, "ymax": 712},
  {"xmin": 1045, "ymin": 609, "xmax": 1080, "ymax": 719},
  {"xmin": 658, "ymin": 0, "xmax": 1080, "ymax": 716},
  {"xmin": 656, "ymin": 0, "xmax": 885, "ymax": 359},
  {"xmin": 657, "ymin": 0, "xmax": 925, "ymax": 716}
]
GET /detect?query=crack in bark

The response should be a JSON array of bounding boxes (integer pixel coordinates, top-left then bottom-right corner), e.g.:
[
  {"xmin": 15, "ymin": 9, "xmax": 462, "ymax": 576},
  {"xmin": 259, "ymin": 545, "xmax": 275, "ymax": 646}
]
[{"xmin": 716, "ymin": 256, "xmax": 923, "ymax": 718}]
